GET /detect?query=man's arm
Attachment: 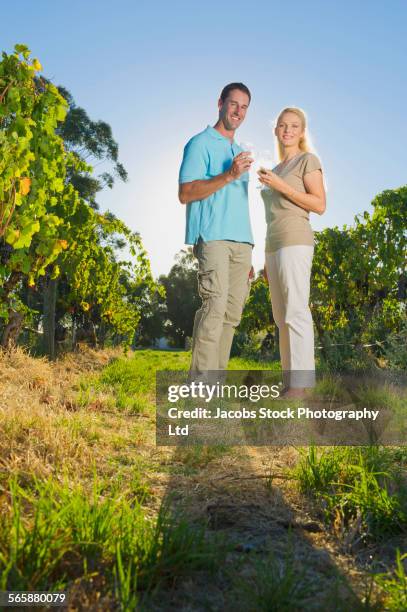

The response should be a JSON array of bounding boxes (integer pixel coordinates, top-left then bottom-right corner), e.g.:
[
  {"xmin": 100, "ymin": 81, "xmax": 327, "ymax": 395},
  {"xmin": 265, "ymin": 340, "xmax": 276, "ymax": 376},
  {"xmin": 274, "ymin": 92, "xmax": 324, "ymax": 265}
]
[
  {"xmin": 179, "ymin": 152, "xmax": 252, "ymax": 205},
  {"xmin": 179, "ymin": 171, "xmax": 233, "ymax": 204}
]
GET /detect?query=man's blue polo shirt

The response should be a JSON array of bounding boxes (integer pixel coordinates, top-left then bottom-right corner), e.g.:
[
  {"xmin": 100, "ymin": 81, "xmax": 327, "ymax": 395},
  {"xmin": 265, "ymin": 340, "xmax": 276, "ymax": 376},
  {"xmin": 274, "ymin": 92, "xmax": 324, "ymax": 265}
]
[{"xmin": 179, "ymin": 126, "xmax": 254, "ymax": 245}]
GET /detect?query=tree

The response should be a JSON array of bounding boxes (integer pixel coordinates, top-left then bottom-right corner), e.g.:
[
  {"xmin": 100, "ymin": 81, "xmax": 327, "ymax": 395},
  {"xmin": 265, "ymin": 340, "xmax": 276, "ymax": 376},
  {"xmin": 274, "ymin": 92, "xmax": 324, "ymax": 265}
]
[
  {"xmin": 159, "ymin": 249, "xmax": 200, "ymax": 347},
  {"xmin": 39, "ymin": 84, "xmax": 129, "ymax": 357},
  {"xmin": 311, "ymin": 185, "xmax": 406, "ymax": 366},
  {"xmin": 239, "ymin": 273, "xmax": 273, "ymax": 336},
  {"xmin": 56, "ymin": 85, "xmax": 127, "ymax": 210},
  {"xmin": 133, "ymin": 287, "xmax": 166, "ymax": 347},
  {"xmin": 231, "ymin": 272, "xmax": 278, "ymax": 358},
  {"xmin": 0, "ymin": 45, "xmax": 158, "ymax": 354},
  {"xmin": 0, "ymin": 44, "xmax": 84, "ymax": 348}
]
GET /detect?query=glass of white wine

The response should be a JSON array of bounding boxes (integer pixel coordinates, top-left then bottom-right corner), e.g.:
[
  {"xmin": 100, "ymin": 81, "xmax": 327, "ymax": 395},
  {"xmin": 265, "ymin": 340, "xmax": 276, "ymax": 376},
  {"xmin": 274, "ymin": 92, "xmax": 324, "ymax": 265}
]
[
  {"xmin": 238, "ymin": 141, "xmax": 256, "ymax": 177},
  {"xmin": 255, "ymin": 149, "xmax": 274, "ymax": 190}
]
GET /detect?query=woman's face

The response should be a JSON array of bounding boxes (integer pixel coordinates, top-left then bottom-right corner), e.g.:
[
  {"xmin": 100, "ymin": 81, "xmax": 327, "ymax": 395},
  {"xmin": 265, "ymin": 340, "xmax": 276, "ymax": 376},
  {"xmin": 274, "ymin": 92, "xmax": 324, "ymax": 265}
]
[{"xmin": 275, "ymin": 112, "xmax": 304, "ymax": 148}]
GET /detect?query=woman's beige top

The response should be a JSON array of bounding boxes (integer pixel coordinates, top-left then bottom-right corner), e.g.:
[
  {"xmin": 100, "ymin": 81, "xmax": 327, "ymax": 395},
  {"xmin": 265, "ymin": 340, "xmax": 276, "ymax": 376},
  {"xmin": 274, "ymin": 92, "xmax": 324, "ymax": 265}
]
[{"xmin": 261, "ymin": 152, "xmax": 322, "ymax": 253}]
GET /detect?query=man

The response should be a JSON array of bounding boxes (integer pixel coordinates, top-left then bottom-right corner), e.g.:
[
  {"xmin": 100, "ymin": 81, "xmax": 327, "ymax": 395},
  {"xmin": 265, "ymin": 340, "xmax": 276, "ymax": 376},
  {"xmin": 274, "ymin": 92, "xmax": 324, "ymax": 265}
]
[{"xmin": 178, "ymin": 82, "xmax": 254, "ymax": 376}]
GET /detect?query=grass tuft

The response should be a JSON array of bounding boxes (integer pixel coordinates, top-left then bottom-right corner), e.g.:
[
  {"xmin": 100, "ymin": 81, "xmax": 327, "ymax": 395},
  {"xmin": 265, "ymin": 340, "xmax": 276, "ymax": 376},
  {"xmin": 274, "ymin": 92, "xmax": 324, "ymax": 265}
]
[
  {"xmin": 0, "ymin": 475, "xmax": 226, "ymax": 603},
  {"xmin": 234, "ymin": 540, "xmax": 315, "ymax": 611},
  {"xmin": 375, "ymin": 549, "xmax": 407, "ymax": 611},
  {"xmin": 294, "ymin": 446, "xmax": 407, "ymax": 542}
]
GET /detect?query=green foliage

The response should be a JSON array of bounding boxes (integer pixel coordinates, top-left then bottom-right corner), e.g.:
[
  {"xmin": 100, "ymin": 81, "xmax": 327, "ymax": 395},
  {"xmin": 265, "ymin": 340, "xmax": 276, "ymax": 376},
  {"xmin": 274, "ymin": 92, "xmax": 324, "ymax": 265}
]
[
  {"xmin": 230, "ymin": 330, "xmax": 253, "ymax": 357},
  {"xmin": 295, "ymin": 446, "xmax": 407, "ymax": 541},
  {"xmin": 61, "ymin": 209, "xmax": 159, "ymax": 348},
  {"xmin": 133, "ymin": 285, "xmax": 166, "ymax": 347},
  {"xmin": 239, "ymin": 274, "xmax": 273, "ymax": 336},
  {"xmin": 296, "ymin": 445, "xmax": 344, "ymax": 496},
  {"xmin": 312, "ymin": 187, "xmax": 407, "ymax": 369},
  {"xmin": 0, "ymin": 44, "xmax": 85, "ymax": 320},
  {"xmin": 383, "ymin": 319, "xmax": 407, "ymax": 369},
  {"xmin": 234, "ymin": 273, "xmax": 281, "ymax": 359},
  {"xmin": 159, "ymin": 248, "xmax": 200, "ymax": 347}
]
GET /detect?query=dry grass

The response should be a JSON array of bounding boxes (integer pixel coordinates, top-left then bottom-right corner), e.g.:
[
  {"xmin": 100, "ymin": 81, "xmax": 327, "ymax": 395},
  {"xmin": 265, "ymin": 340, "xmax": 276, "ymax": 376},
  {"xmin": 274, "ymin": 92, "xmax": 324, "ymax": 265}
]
[{"xmin": 0, "ymin": 344, "xmax": 145, "ymax": 483}]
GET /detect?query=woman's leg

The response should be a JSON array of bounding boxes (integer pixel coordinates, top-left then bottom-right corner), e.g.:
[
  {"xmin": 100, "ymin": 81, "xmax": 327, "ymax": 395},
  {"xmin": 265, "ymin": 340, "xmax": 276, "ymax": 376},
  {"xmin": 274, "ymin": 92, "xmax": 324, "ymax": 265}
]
[
  {"xmin": 274, "ymin": 245, "xmax": 315, "ymax": 388},
  {"xmin": 265, "ymin": 252, "xmax": 290, "ymax": 372}
]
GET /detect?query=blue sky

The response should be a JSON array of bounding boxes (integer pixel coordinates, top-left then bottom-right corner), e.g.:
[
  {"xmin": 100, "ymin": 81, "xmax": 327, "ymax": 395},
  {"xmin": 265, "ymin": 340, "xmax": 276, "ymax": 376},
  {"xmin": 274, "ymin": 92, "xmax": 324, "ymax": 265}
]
[{"xmin": 2, "ymin": 0, "xmax": 406, "ymax": 276}]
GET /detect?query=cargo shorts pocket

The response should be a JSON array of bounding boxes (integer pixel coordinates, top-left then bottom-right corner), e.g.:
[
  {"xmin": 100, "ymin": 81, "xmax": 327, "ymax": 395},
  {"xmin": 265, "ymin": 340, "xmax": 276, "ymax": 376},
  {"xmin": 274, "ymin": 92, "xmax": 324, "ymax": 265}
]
[{"xmin": 197, "ymin": 269, "xmax": 221, "ymax": 299}]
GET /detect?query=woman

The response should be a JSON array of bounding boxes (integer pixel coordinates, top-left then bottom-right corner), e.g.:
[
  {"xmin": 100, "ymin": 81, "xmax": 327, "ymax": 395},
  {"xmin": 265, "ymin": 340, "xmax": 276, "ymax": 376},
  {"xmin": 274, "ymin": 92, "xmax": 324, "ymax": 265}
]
[{"xmin": 258, "ymin": 107, "xmax": 326, "ymax": 398}]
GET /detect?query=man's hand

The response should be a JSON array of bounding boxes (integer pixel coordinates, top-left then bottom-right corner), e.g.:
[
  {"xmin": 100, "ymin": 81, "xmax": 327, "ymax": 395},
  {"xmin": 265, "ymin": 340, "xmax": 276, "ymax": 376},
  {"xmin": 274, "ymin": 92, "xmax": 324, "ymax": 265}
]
[
  {"xmin": 179, "ymin": 152, "xmax": 253, "ymax": 204},
  {"xmin": 228, "ymin": 152, "xmax": 253, "ymax": 180}
]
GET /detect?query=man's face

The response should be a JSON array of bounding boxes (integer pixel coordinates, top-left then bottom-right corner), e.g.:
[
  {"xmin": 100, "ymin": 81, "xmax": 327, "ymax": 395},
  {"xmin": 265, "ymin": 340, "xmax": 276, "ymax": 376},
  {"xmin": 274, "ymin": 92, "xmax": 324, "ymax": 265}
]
[{"xmin": 218, "ymin": 89, "xmax": 250, "ymax": 131}]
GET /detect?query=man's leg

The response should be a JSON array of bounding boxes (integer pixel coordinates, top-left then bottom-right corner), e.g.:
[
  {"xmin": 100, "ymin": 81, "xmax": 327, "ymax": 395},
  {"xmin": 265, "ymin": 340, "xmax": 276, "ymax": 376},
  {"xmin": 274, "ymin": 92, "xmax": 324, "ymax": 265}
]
[
  {"xmin": 218, "ymin": 242, "xmax": 252, "ymax": 370},
  {"xmin": 190, "ymin": 241, "xmax": 230, "ymax": 374}
]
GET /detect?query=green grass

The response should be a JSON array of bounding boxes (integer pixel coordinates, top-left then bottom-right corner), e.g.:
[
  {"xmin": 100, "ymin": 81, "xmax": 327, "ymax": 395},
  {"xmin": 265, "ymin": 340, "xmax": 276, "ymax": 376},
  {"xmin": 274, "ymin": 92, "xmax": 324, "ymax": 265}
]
[
  {"xmin": 174, "ymin": 444, "xmax": 231, "ymax": 471},
  {"xmin": 310, "ymin": 374, "xmax": 406, "ymax": 412},
  {"xmin": 295, "ymin": 445, "xmax": 407, "ymax": 606},
  {"xmin": 294, "ymin": 446, "xmax": 407, "ymax": 541},
  {"xmin": 75, "ymin": 349, "xmax": 281, "ymax": 414},
  {"xmin": 76, "ymin": 351, "xmax": 189, "ymax": 413},
  {"xmin": 232, "ymin": 536, "xmax": 383, "ymax": 611},
  {"xmin": 233, "ymin": 541, "xmax": 315, "ymax": 611},
  {"xmin": 229, "ymin": 356, "xmax": 281, "ymax": 370},
  {"xmin": 375, "ymin": 550, "xmax": 407, "ymax": 611},
  {"xmin": 0, "ymin": 475, "xmax": 227, "ymax": 606},
  {"xmin": 311, "ymin": 373, "xmax": 350, "ymax": 401}
]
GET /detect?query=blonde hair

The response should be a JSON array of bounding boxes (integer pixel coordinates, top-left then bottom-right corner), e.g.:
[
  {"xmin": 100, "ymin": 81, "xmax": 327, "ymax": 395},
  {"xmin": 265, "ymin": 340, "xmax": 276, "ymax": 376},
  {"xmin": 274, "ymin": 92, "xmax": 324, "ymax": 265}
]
[{"xmin": 275, "ymin": 107, "xmax": 310, "ymax": 161}]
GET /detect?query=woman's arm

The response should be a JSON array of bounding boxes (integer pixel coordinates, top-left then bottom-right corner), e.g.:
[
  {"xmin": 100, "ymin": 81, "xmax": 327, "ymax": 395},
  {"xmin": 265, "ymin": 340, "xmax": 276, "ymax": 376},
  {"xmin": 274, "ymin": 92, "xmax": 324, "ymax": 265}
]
[{"xmin": 258, "ymin": 168, "xmax": 326, "ymax": 215}]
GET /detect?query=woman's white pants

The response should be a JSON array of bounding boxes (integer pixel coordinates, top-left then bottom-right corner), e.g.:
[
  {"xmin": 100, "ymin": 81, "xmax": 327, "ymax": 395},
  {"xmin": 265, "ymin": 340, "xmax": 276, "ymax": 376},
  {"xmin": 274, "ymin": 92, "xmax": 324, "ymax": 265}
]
[{"xmin": 265, "ymin": 245, "xmax": 315, "ymax": 388}]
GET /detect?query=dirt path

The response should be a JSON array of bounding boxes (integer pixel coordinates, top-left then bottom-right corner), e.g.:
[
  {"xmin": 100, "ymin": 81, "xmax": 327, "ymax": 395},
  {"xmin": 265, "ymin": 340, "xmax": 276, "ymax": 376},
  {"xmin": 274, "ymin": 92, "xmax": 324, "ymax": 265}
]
[{"xmin": 143, "ymin": 445, "xmax": 382, "ymax": 611}]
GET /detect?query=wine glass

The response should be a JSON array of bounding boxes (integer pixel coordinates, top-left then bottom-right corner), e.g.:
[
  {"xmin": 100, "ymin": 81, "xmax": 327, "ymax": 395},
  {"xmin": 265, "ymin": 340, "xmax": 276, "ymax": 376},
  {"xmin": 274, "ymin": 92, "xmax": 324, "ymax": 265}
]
[
  {"xmin": 239, "ymin": 141, "xmax": 256, "ymax": 182},
  {"xmin": 239, "ymin": 140, "xmax": 255, "ymax": 161},
  {"xmin": 255, "ymin": 149, "xmax": 274, "ymax": 190}
]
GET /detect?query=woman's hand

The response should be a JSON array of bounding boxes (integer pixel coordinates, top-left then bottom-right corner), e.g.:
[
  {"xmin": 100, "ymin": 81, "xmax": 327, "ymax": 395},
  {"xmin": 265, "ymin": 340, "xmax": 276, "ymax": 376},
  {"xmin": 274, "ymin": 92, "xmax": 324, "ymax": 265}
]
[
  {"xmin": 257, "ymin": 168, "xmax": 287, "ymax": 192},
  {"xmin": 257, "ymin": 167, "xmax": 326, "ymax": 215}
]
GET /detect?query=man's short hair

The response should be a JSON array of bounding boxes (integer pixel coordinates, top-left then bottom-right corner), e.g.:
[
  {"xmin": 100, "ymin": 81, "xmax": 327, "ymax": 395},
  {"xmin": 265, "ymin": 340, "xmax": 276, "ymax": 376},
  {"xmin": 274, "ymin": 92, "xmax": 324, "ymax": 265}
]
[{"xmin": 220, "ymin": 82, "xmax": 251, "ymax": 104}]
